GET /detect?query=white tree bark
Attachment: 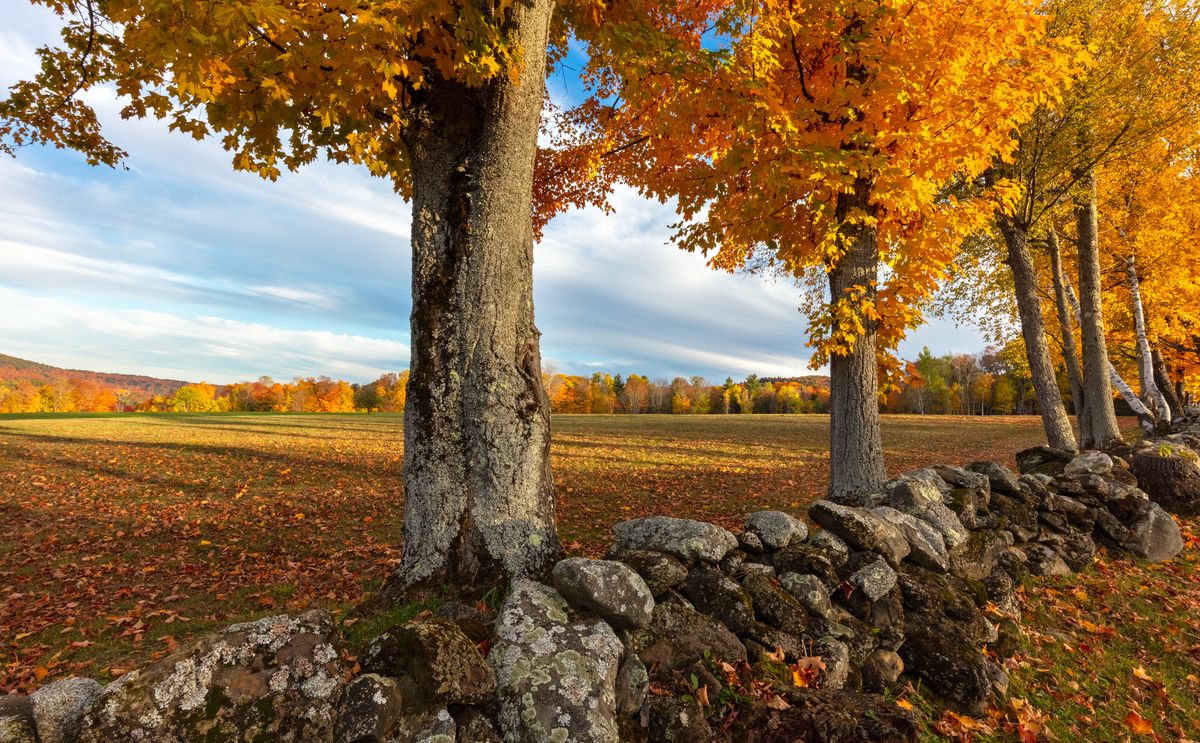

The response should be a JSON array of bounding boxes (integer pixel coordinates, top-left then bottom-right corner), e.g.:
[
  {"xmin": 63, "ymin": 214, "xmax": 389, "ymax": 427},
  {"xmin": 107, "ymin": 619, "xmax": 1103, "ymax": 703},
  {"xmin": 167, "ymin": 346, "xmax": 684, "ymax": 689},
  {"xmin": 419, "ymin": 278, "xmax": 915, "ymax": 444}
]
[
  {"xmin": 1125, "ymin": 253, "xmax": 1171, "ymax": 425},
  {"xmin": 1065, "ymin": 283, "xmax": 1156, "ymax": 438}
]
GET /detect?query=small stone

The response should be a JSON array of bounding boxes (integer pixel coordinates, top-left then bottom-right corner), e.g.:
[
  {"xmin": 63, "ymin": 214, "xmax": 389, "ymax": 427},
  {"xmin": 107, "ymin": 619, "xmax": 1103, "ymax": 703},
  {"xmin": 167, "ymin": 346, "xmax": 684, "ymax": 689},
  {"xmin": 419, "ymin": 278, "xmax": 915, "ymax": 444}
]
[
  {"xmin": 613, "ymin": 517, "xmax": 738, "ymax": 563},
  {"xmin": 966, "ymin": 461, "xmax": 1021, "ymax": 494},
  {"xmin": 334, "ymin": 674, "xmax": 404, "ymax": 743},
  {"xmin": 779, "ymin": 572, "xmax": 833, "ymax": 619},
  {"xmin": 552, "ymin": 557, "xmax": 655, "ymax": 629},
  {"xmin": 860, "ymin": 649, "xmax": 905, "ymax": 692},
  {"xmin": 611, "ymin": 549, "xmax": 689, "ymax": 595},
  {"xmin": 812, "ymin": 637, "xmax": 850, "ymax": 690},
  {"xmin": 888, "ymin": 479, "xmax": 944, "ymax": 510},
  {"xmin": 615, "ymin": 656, "xmax": 649, "ymax": 718},
  {"xmin": 744, "ymin": 511, "xmax": 807, "ymax": 551},
  {"xmin": 741, "ymin": 572, "xmax": 812, "ymax": 636},
  {"xmin": 681, "ymin": 564, "xmax": 754, "ymax": 633},
  {"xmin": 1025, "ymin": 544, "xmax": 1073, "ymax": 576},
  {"xmin": 949, "ymin": 530, "xmax": 1014, "ymax": 582},
  {"xmin": 391, "ymin": 708, "xmax": 456, "ymax": 742},
  {"xmin": 850, "ymin": 558, "xmax": 897, "ymax": 602},
  {"xmin": 737, "ymin": 530, "xmax": 764, "ymax": 555},
  {"xmin": 645, "ymin": 697, "xmax": 711, "ymax": 743},
  {"xmin": 904, "ymin": 501, "xmax": 969, "ymax": 550},
  {"xmin": 808, "ymin": 530, "xmax": 850, "ymax": 566},
  {"xmin": 1065, "ymin": 451, "xmax": 1113, "ymax": 476},
  {"xmin": 31, "ymin": 677, "xmax": 103, "ymax": 743}
]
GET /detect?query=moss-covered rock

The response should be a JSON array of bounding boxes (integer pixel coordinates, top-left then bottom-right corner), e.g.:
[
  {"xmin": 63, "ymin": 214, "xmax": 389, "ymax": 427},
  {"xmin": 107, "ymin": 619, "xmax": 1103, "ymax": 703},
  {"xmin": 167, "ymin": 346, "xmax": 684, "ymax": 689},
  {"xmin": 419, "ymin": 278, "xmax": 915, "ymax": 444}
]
[
  {"xmin": 78, "ymin": 610, "xmax": 343, "ymax": 743},
  {"xmin": 490, "ymin": 579, "xmax": 623, "ymax": 743},
  {"xmin": 362, "ymin": 617, "xmax": 494, "ymax": 707}
]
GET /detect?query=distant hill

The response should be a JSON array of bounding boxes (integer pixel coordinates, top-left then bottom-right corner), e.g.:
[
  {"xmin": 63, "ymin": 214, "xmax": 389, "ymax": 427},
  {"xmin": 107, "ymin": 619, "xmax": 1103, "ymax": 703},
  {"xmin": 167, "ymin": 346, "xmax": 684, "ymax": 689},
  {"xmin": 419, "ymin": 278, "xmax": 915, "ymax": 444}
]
[
  {"xmin": 0, "ymin": 353, "xmax": 190, "ymax": 398},
  {"xmin": 759, "ymin": 375, "xmax": 831, "ymax": 388}
]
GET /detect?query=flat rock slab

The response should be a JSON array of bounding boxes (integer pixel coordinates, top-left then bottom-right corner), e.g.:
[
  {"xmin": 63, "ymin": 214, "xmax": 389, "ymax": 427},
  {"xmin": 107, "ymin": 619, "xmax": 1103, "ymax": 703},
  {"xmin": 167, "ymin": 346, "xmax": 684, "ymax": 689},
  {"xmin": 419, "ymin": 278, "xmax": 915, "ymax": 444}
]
[
  {"xmin": 491, "ymin": 579, "xmax": 623, "ymax": 743},
  {"xmin": 613, "ymin": 517, "xmax": 738, "ymax": 563},
  {"xmin": 808, "ymin": 500, "xmax": 910, "ymax": 565},
  {"xmin": 79, "ymin": 610, "xmax": 343, "ymax": 743},
  {"xmin": 552, "ymin": 557, "xmax": 655, "ymax": 629}
]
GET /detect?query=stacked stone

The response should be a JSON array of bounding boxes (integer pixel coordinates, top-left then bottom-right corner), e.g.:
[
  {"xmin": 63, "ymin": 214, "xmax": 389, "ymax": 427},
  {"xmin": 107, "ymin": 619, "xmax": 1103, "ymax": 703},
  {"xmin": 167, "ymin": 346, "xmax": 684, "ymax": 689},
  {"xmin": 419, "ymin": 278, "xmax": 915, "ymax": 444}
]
[{"xmin": 1, "ymin": 451, "xmax": 1187, "ymax": 743}]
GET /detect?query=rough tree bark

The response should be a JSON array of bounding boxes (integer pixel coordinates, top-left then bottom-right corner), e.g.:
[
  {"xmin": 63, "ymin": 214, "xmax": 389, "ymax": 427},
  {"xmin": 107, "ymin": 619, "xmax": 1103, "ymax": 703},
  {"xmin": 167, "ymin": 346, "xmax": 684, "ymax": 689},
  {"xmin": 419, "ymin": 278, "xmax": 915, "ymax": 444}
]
[
  {"xmin": 1074, "ymin": 168, "xmax": 1125, "ymax": 447},
  {"xmin": 997, "ymin": 215, "xmax": 1077, "ymax": 451},
  {"xmin": 1152, "ymin": 349, "xmax": 1185, "ymax": 419},
  {"xmin": 400, "ymin": 0, "xmax": 562, "ymax": 588},
  {"xmin": 1125, "ymin": 254, "xmax": 1171, "ymax": 425},
  {"xmin": 1047, "ymin": 229, "xmax": 1092, "ymax": 446},
  {"xmin": 827, "ymin": 176, "xmax": 887, "ymax": 501}
]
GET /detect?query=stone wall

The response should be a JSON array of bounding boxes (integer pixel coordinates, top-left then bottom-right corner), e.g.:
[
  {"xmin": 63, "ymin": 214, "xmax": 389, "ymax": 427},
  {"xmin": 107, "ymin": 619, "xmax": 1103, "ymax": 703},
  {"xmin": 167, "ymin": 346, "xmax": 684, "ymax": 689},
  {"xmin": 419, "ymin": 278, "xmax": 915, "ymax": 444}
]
[{"xmin": 0, "ymin": 448, "xmax": 1187, "ymax": 743}]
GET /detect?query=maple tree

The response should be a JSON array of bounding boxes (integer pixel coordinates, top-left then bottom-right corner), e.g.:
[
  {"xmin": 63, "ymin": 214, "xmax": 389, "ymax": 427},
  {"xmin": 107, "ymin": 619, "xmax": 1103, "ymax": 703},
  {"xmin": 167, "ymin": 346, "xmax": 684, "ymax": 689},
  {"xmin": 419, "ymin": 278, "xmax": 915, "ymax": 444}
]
[
  {"xmin": 549, "ymin": 0, "xmax": 1074, "ymax": 498},
  {"xmin": 1, "ymin": 0, "xmax": 585, "ymax": 587}
]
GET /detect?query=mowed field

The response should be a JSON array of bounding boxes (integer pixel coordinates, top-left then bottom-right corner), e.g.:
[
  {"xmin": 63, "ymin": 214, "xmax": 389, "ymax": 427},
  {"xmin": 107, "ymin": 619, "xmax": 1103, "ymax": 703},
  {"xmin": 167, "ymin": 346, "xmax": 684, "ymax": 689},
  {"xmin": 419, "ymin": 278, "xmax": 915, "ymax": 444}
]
[{"xmin": 4, "ymin": 413, "xmax": 1196, "ymax": 742}]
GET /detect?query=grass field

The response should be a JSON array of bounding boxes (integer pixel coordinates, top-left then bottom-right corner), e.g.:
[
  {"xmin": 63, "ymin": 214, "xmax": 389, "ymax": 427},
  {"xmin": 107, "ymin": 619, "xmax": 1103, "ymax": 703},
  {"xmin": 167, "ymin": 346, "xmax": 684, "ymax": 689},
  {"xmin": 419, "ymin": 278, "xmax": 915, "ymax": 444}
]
[{"xmin": 1, "ymin": 412, "xmax": 1195, "ymax": 740}]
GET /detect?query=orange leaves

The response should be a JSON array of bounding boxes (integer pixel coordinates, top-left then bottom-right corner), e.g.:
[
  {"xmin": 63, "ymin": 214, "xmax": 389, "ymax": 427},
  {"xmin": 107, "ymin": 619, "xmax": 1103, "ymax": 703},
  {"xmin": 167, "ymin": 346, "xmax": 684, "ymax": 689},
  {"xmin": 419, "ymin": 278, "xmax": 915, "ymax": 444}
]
[{"xmin": 1123, "ymin": 710, "xmax": 1155, "ymax": 736}]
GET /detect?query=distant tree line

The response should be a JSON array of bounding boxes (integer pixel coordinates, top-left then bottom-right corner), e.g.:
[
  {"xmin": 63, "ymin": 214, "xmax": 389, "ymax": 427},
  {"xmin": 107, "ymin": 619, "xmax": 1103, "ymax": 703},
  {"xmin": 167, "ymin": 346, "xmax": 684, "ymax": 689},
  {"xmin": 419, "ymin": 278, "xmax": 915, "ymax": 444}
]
[{"xmin": 0, "ymin": 340, "xmax": 1120, "ymax": 416}]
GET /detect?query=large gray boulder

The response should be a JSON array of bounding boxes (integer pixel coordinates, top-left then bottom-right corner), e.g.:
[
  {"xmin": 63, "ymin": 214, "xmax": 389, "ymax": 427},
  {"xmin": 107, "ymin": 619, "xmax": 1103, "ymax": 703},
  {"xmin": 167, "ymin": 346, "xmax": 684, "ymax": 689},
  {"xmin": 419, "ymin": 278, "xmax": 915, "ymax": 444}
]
[
  {"xmin": 1122, "ymin": 502, "xmax": 1185, "ymax": 561},
  {"xmin": 613, "ymin": 517, "xmax": 738, "ymax": 563},
  {"xmin": 898, "ymin": 500, "xmax": 969, "ymax": 550},
  {"xmin": 872, "ymin": 506, "xmax": 949, "ymax": 572},
  {"xmin": 743, "ymin": 511, "xmax": 808, "ymax": 551},
  {"xmin": 808, "ymin": 500, "xmax": 910, "ymax": 565},
  {"xmin": 30, "ymin": 677, "xmax": 103, "ymax": 743},
  {"xmin": 79, "ymin": 610, "xmax": 344, "ymax": 743},
  {"xmin": 552, "ymin": 557, "xmax": 655, "ymax": 629},
  {"xmin": 491, "ymin": 579, "xmax": 623, "ymax": 743}
]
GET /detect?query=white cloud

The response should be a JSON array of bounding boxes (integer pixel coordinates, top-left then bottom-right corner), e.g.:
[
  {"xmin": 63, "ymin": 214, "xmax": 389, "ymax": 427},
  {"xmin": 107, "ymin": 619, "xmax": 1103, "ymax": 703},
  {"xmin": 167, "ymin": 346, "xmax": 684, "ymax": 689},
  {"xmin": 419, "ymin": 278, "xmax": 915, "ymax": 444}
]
[{"xmin": 0, "ymin": 288, "xmax": 408, "ymax": 383}]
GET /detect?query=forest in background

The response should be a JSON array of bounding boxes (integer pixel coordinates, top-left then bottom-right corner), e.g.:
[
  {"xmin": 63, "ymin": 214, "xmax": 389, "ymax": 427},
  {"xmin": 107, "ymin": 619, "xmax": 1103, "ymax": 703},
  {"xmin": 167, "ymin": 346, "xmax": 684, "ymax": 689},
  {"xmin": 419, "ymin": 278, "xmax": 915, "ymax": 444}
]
[{"xmin": 0, "ymin": 336, "xmax": 1161, "ymax": 416}]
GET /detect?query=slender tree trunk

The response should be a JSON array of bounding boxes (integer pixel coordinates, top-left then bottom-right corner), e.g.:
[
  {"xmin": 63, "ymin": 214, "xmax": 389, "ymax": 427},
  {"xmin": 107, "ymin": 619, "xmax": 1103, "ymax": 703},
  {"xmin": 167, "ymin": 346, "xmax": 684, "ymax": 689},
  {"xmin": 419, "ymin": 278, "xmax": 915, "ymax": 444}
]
[
  {"xmin": 1047, "ymin": 229, "xmax": 1092, "ymax": 446},
  {"xmin": 1125, "ymin": 254, "xmax": 1171, "ymax": 425},
  {"xmin": 1064, "ymin": 283, "xmax": 1155, "ymax": 438},
  {"xmin": 997, "ymin": 215, "xmax": 1077, "ymax": 451},
  {"xmin": 1152, "ymin": 349, "xmax": 1185, "ymax": 419},
  {"xmin": 827, "ymin": 176, "xmax": 886, "ymax": 501},
  {"xmin": 1074, "ymin": 168, "xmax": 1124, "ymax": 447},
  {"xmin": 400, "ymin": 0, "xmax": 561, "ymax": 588}
]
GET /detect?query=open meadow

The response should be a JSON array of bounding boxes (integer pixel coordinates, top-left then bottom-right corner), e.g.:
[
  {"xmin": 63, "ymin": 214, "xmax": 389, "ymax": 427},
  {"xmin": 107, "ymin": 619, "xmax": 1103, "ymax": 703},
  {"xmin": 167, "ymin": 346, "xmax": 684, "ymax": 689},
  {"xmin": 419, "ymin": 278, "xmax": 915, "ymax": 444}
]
[{"xmin": 2, "ymin": 413, "xmax": 1196, "ymax": 740}]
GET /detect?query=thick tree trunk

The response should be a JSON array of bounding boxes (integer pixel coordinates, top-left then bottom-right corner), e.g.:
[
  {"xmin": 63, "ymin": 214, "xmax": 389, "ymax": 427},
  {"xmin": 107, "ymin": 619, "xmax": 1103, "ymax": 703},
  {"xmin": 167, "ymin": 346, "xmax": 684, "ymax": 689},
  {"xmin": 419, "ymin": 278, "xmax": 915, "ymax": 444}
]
[
  {"xmin": 997, "ymin": 215, "xmax": 1077, "ymax": 451},
  {"xmin": 400, "ymin": 0, "xmax": 561, "ymax": 588},
  {"xmin": 1074, "ymin": 169, "xmax": 1124, "ymax": 447},
  {"xmin": 1152, "ymin": 349, "xmax": 1185, "ymax": 419},
  {"xmin": 1047, "ymin": 229, "xmax": 1092, "ymax": 445},
  {"xmin": 1125, "ymin": 254, "xmax": 1171, "ymax": 425},
  {"xmin": 827, "ymin": 177, "xmax": 887, "ymax": 501}
]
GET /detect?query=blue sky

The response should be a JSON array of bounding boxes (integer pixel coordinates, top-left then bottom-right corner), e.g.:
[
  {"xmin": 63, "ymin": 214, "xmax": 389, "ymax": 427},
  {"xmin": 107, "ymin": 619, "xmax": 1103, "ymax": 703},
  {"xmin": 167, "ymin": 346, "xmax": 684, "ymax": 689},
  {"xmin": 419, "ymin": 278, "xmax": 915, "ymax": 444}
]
[{"xmin": 0, "ymin": 5, "xmax": 987, "ymax": 385}]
